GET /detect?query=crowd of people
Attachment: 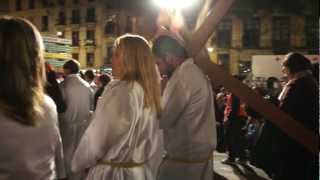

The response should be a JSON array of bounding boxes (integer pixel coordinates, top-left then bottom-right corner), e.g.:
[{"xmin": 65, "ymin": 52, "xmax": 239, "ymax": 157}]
[
  {"xmin": 0, "ymin": 16, "xmax": 318, "ymax": 180},
  {"xmin": 215, "ymin": 53, "xmax": 319, "ymax": 180}
]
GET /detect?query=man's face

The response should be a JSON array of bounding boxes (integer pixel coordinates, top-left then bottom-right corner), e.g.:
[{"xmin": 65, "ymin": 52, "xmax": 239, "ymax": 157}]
[
  {"xmin": 155, "ymin": 56, "xmax": 175, "ymax": 79},
  {"xmin": 63, "ymin": 68, "xmax": 70, "ymax": 76}
]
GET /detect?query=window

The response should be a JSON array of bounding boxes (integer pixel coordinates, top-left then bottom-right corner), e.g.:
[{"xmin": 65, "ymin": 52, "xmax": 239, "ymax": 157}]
[
  {"xmin": 16, "ymin": 0, "xmax": 21, "ymax": 11},
  {"xmin": 72, "ymin": 53, "xmax": 79, "ymax": 60},
  {"xmin": 57, "ymin": 11, "xmax": 66, "ymax": 25},
  {"xmin": 105, "ymin": 46, "xmax": 113, "ymax": 65},
  {"xmin": 243, "ymin": 18, "xmax": 260, "ymax": 48},
  {"xmin": 105, "ymin": 21, "xmax": 116, "ymax": 34},
  {"xmin": 41, "ymin": 0, "xmax": 49, "ymax": 7},
  {"xmin": 305, "ymin": 17, "xmax": 319, "ymax": 54},
  {"xmin": 41, "ymin": 16, "xmax": 49, "ymax": 31},
  {"xmin": 216, "ymin": 19, "xmax": 232, "ymax": 48},
  {"xmin": 86, "ymin": 8, "xmax": 95, "ymax": 22},
  {"xmin": 28, "ymin": 0, "xmax": 35, "ymax": 9},
  {"xmin": 239, "ymin": 61, "xmax": 252, "ymax": 77},
  {"xmin": 125, "ymin": 16, "xmax": 133, "ymax": 33},
  {"xmin": 71, "ymin": 9, "xmax": 80, "ymax": 24},
  {"xmin": 273, "ymin": 17, "xmax": 290, "ymax": 52},
  {"xmin": 72, "ymin": 31, "xmax": 79, "ymax": 46},
  {"xmin": 86, "ymin": 30, "xmax": 95, "ymax": 45},
  {"xmin": 57, "ymin": 0, "xmax": 65, "ymax": 6},
  {"xmin": 86, "ymin": 53, "xmax": 94, "ymax": 67},
  {"xmin": 218, "ymin": 54, "xmax": 230, "ymax": 72}
]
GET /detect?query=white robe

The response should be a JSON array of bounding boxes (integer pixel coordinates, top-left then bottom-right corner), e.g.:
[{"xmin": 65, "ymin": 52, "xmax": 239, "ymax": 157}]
[
  {"xmin": 157, "ymin": 59, "xmax": 217, "ymax": 180},
  {"xmin": 59, "ymin": 74, "xmax": 94, "ymax": 179},
  {"xmin": 0, "ymin": 96, "xmax": 63, "ymax": 180},
  {"xmin": 72, "ymin": 80, "xmax": 162, "ymax": 180}
]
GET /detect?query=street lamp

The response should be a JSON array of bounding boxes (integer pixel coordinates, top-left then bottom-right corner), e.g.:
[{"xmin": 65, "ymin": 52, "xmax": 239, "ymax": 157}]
[
  {"xmin": 152, "ymin": 0, "xmax": 197, "ymax": 10},
  {"xmin": 57, "ymin": 31, "xmax": 63, "ymax": 37}
]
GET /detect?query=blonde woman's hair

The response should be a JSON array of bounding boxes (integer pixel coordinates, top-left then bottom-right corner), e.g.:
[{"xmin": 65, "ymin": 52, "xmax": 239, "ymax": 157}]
[
  {"xmin": 114, "ymin": 34, "xmax": 161, "ymax": 115},
  {"xmin": 0, "ymin": 17, "xmax": 45, "ymax": 126}
]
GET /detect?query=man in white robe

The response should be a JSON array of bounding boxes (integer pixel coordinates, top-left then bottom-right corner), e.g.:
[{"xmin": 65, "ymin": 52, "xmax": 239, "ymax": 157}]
[
  {"xmin": 59, "ymin": 59, "xmax": 94, "ymax": 180},
  {"xmin": 152, "ymin": 35, "xmax": 217, "ymax": 180}
]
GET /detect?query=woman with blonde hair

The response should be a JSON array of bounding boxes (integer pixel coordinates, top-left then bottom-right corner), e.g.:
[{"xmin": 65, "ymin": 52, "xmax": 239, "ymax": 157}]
[
  {"xmin": 72, "ymin": 34, "xmax": 162, "ymax": 180},
  {"xmin": 0, "ymin": 17, "xmax": 64, "ymax": 179}
]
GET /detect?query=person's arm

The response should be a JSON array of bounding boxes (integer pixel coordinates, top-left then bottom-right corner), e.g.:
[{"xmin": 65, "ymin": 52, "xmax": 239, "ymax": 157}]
[
  {"xmin": 160, "ymin": 79, "xmax": 190, "ymax": 129},
  {"xmin": 71, "ymin": 83, "xmax": 131, "ymax": 172}
]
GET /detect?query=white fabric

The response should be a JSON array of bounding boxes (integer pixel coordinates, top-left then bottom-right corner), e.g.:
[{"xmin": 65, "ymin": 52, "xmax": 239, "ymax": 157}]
[
  {"xmin": 59, "ymin": 74, "xmax": 94, "ymax": 179},
  {"xmin": 0, "ymin": 96, "xmax": 62, "ymax": 180},
  {"xmin": 72, "ymin": 80, "xmax": 162, "ymax": 180},
  {"xmin": 158, "ymin": 58, "xmax": 216, "ymax": 180}
]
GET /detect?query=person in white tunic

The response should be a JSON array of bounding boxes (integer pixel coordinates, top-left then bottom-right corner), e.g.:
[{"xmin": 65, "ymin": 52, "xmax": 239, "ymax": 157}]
[
  {"xmin": 59, "ymin": 59, "xmax": 94, "ymax": 180},
  {"xmin": 152, "ymin": 35, "xmax": 217, "ymax": 180},
  {"xmin": 72, "ymin": 34, "xmax": 162, "ymax": 180},
  {"xmin": 0, "ymin": 17, "xmax": 64, "ymax": 180}
]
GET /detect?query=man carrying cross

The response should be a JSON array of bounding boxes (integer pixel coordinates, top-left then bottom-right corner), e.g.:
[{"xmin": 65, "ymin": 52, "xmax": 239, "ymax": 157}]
[{"xmin": 152, "ymin": 35, "xmax": 217, "ymax": 180}]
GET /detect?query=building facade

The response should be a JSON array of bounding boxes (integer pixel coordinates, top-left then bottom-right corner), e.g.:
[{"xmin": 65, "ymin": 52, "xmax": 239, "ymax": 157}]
[
  {"xmin": 208, "ymin": 11, "xmax": 319, "ymax": 75},
  {"xmin": 1, "ymin": 0, "xmax": 139, "ymax": 69}
]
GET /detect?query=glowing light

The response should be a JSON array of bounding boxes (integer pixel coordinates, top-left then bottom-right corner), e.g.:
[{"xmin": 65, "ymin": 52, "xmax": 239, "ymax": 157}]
[
  {"xmin": 207, "ymin": 47, "xmax": 214, "ymax": 52},
  {"xmin": 153, "ymin": 0, "xmax": 197, "ymax": 10},
  {"xmin": 57, "ymin": 31, "xmax": 63, "ymax": 36}
]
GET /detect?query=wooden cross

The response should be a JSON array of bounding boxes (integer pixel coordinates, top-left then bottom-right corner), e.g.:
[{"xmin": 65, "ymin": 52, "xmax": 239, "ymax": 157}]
[{"xmin": 126, "ymin": 0, "xmax": 318, "ymax": 154}]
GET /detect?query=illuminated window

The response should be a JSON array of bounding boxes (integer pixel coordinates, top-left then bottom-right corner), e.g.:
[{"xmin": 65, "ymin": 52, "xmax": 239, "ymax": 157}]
[
  {"xmin": 86, "ymin": 30, "xmax": 95, "ymax": 45},
  {"xmin": 86, "ymin": 53, "xmax": 94, "ymax": 67},
  {"xmin": 72, "ymin": 31, "xmax": 79, "ymax": 46}
]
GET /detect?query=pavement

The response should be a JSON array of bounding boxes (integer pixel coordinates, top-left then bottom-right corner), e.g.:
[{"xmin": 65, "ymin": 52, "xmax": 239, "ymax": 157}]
[{"xmin": 213, "ymin": 152, "xmax": 271, "ymax": 180}]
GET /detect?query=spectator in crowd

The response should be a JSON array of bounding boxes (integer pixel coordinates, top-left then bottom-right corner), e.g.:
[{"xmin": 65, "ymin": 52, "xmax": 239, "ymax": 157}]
[
  {"xmin": 45, "ymin": 62, "xmax": 67, "ymax": 179},
  {"xmin": 60, "ymin": 59, "xmax": 94, "ymax": 180},
  {"xmin": 222, "ymin": 82, "xmax": 248, "ymax": 165},
  {"xmin": 84, "ymin": 69, "xmax": 98, "ymax": 92},
  {"xmin": 93, "ymin": 73, "xmax": 111, "ymax": 110},
  {"xmin": 45, "ymin": 62, "xmax": 66, "ymax": 114},
  {"xmin": 274, "ymin": 52, "xmax": 318, "ymax": 180},
  {"xmin": 250, "ymin": 79, "xmax": 281, "ymax": 178},
  {"xmin": 72, "ymin": 34, "xmax": 162, "ymax": 180},
  {"xmin": 215, "ymin": 87, "xmax": 227, "ymax": 152},
  {"xmin": 152, "ymin": 35, "xmax": 216, "ymax": 180},
  {"xmin": 0, "ymin": 17, "xmax": 64, "ymax": 180},
  {"xmin": 243, "ymin": 87, "xmax": 264, "ymax": 156}
]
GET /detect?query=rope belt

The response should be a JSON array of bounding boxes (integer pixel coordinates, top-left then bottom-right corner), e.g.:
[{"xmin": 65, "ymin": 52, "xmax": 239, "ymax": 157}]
[
  {"xmin": 163, "ymin": 153, "xmax": 213, "ymax": 164},
  {"xmin": 99, "ymin": 161, "xmax": 145, "ymax": 168}
]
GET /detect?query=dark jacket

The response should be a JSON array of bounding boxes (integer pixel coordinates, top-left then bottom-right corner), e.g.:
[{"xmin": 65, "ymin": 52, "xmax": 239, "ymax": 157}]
[{"xmin": 275, "ymin": 73, "xmax": 318, "ymax": 180}]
